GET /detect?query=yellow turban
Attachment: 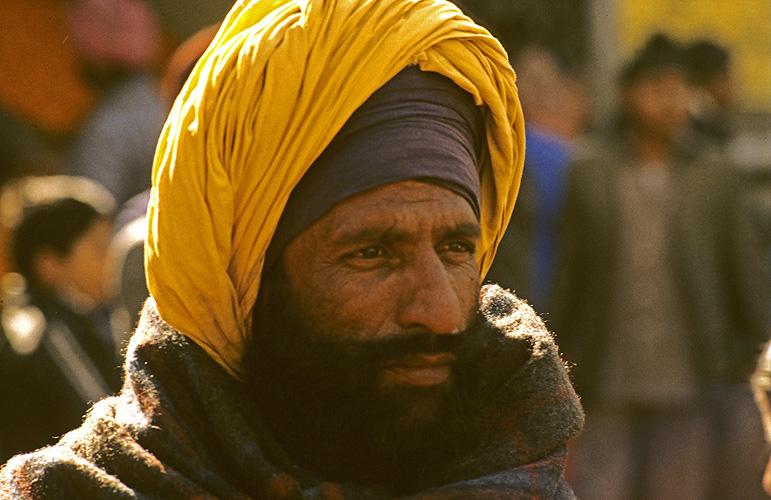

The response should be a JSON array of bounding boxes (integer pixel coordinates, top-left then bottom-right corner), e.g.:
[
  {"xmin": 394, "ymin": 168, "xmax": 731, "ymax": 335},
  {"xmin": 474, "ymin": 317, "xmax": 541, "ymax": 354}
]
[{"xmin": 146, "ymin": 0, "xmax": 525, "ymax": 378}]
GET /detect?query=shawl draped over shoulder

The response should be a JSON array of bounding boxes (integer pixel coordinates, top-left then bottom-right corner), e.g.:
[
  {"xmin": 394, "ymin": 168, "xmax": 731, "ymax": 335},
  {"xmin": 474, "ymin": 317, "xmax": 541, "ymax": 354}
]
[
  {"xmin": 0, "ymin": 286, "xmax": 582, "ymax": 499},
  {"xmin": 145, "ymin": 0, "xmax": 525, "ymax": 377}
]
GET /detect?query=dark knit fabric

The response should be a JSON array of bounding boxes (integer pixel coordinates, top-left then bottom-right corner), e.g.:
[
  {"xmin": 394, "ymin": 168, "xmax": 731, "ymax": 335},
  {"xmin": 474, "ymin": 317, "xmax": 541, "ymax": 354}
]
[{"xmin": 0, "ymin": 285, "xmax": 583, "ymax": 499}]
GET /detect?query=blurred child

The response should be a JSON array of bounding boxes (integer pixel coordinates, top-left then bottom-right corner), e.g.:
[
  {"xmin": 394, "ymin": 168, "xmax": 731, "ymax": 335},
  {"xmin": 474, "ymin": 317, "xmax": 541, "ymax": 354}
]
[{"xmin": 0, "ymin": 176, "xmax": 122, "ymax": 462}]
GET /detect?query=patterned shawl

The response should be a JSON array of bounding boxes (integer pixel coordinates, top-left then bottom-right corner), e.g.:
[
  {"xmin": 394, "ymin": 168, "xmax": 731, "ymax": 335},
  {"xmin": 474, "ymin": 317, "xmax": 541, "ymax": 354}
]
[{"xmin": 0, "ymin": 286, "xmax": 582, "ymax": 499}]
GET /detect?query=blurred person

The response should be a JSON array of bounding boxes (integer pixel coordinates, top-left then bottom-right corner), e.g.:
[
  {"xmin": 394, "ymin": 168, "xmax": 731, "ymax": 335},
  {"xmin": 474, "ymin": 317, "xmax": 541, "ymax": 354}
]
[
  {"xmin": 485, "ymin": 45, "xmax": 588, "ymax": 312},
  {"xmin": 685, "ymin": 39, "xmax": 735, "ymax": 148},
  {"xmin": 65, "ymin": 0, "xmax": 168, "ymax": 206},
  {"xmin": 0, "ymin": 0, "xmax": 585, "ymax": 497},
  {"xmin": 0, "ymin": 176, "xmax": 123, "ymax": 463},
  {"xmin": 685, "ymin": 40, "xmax": 769, "ymax": 262},
  {"xmin": 551, "ymin": 34, "xmax": 771, "ymax": 500}
]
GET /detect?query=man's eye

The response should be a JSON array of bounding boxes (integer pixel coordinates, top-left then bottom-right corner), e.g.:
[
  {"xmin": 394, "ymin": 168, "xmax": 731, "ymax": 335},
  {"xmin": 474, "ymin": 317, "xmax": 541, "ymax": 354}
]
[
  {"xmin": 446, "ymin": 241, "xmax": 474, "ymax": 254},
  {"xmin": 353, "ymin": 246, "xmax": 387, "ymax": 259}
]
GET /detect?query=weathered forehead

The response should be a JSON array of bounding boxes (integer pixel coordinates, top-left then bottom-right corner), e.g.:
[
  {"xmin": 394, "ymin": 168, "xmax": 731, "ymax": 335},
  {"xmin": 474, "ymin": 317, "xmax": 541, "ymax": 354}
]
[{"xmin": 318, "ymin": 180, "xmax": 480, "ymax": 242}]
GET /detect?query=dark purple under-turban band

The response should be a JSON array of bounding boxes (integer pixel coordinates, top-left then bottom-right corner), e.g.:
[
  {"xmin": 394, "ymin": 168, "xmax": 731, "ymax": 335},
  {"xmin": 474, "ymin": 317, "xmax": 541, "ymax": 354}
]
[{"xmin": 265, "ymin": 65, "xmax": 485, "ymax": 269}]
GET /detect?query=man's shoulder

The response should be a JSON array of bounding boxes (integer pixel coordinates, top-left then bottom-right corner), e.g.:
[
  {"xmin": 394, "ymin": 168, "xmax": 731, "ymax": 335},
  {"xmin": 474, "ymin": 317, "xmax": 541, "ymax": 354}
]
[
  {"xmin": 479, "ymin": 284, "xmax": 548, "ymax": 338},
  {"xmin": 478, "ymin": 284, "xmax": 563, "ymax": 357},
  {"xmin": 0, "ymin": 399, "xmax": 135, "ymax": 500},
  {"xmin": 0, "ymin": 444, "xmax": 125, "ymax": 499}
]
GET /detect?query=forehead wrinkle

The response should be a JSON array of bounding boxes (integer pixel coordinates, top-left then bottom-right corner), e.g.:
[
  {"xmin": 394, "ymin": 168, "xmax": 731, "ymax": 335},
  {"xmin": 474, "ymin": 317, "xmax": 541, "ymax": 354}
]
[
  {"xmin": 328, "ymin": 215, "xmax": 479, "ymax": 250},
  {"xmin": 323, "ymin": 183, "xmax": 478, "ymax": 247},
  {"xmin": 328, "ymin": 219, "xmax": 412, "ymax": 248}
]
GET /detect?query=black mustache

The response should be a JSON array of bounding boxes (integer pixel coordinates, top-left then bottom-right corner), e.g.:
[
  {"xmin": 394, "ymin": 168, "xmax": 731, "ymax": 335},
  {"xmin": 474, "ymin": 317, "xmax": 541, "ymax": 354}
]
[
  {"xmin": 332, "ymin": 328, "xmax": 471, "ymax": 368},
  {"xmin": 276, "ymin": 313, "xmax": 488, "ymax": 392}
]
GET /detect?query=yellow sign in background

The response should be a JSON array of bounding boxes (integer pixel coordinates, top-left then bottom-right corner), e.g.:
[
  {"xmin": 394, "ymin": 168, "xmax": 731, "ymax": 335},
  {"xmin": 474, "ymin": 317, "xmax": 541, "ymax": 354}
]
[{"xmin": 618, "ymin": 0, "xmax": 771, "ymax": 113}]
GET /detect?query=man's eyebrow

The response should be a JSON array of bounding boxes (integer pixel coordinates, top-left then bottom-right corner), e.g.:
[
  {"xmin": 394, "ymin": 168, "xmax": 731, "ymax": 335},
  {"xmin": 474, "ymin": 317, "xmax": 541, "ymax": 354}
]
[
  {"xmin": 331, "ymin": 226, "xmax": 412, "ymax": 247},
  {"xmin": 441, "ymin": 221, "xmax": 482, "ymax": 240}
]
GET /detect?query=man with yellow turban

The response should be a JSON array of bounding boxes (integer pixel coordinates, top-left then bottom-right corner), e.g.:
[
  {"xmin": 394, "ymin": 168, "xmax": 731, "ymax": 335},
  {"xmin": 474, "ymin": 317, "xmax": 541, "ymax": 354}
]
[{"xmin": 0, "ymin": 0, "xmax": 583, "ymax": 497}]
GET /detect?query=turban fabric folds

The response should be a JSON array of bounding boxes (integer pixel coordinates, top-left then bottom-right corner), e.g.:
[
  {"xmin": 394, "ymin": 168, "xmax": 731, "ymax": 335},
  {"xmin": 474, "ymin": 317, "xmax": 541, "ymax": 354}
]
[{"xmin": 146, "ymin": 0, "xmax": 525, "ymax": 377}]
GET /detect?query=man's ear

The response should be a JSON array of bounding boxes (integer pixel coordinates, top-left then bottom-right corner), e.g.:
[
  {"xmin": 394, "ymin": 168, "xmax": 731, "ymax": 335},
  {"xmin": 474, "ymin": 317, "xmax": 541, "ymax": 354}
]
[{"xmin": 33, "ymin": 249, "xmax": 66, "ymax": 291}]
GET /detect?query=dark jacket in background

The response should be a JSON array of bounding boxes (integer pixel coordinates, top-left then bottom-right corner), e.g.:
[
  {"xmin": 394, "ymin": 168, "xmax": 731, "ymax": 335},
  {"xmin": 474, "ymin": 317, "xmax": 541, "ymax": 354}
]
[
  {"xmin": 0, "ymin": 287, "xmax": 122, "ymax": 463},
  {"xmin": 550, "ymin": 139, "xmax": 771, "ymax": 405}
]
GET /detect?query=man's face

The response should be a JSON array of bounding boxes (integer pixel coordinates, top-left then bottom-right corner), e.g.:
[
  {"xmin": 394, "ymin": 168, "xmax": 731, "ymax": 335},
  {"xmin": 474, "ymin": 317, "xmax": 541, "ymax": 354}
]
[
  {"xmin": 249, "ymin": 180, "xmax": 485, "ymax": 470},
  {"xmin": 281, "ymin": 179, "xmax": 481, "ymax": 387},
  {"xmin": 625, "ymin": 68, "xmax": 690, "ymax": 141}
]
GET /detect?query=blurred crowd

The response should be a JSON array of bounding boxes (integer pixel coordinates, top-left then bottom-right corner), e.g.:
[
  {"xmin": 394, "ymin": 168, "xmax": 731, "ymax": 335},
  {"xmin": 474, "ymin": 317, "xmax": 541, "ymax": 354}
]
[
  {"xmin": 502, "ymin": 33, "xmax": 770, "ymax": 500},
  {"xmin": 0, "ymin": 0, "xmax": 219, "ymax": 464},
  {"xmin": 0, "ymin": 1, "xmax": 770, "ymax": 499},
  {"xmin": 490, "ymin": 34, "xmax": 771, "ymax": 500}
]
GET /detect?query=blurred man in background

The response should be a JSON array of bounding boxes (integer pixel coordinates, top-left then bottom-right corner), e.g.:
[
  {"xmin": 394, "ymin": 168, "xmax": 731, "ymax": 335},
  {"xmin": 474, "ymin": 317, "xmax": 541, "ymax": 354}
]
[
  {"xmin": 551, "ymin": 34, "xmax": 770, "ymax": 500},
  {"xmin": 65, "ymin": 0, "xmax": 168, "ymax": 206}
]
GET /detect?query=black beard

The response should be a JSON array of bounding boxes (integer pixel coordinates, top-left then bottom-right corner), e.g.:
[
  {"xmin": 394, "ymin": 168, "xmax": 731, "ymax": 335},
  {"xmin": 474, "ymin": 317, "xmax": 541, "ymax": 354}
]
[{"xmin": 243, "ymin": 262, "xmax": 490, "ymax": 490}]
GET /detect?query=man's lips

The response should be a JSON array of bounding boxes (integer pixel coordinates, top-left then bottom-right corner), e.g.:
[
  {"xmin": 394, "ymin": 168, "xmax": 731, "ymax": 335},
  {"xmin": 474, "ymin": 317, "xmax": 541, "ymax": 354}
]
[{"xmin": 379, "ymin": 353, "xmax": 456, "ymax": 386}]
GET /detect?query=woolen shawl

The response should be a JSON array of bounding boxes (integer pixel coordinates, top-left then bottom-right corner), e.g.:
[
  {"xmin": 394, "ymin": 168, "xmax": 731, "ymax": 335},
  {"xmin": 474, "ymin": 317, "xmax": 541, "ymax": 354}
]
[
  {"xmin": 146, "ymin": 0, "xmax": 525, "ymax": 377},
  {"xmin": 0, "ymin": 286, "xmax": 582, "ymax": 499}
]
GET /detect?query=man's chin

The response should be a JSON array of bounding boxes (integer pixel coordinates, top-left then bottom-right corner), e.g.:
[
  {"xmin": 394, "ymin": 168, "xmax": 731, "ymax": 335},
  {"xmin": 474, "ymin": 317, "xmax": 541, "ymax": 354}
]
[{"xmin": 370, "ymin": 378, "xmax": 457, "ymax": 454}]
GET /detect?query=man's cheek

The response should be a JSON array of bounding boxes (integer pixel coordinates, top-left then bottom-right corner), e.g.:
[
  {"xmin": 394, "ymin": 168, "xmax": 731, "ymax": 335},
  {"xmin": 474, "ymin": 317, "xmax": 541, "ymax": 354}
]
[{"xmin": 455, "ymin": 270, "xmax": 480, "ymax": 319}]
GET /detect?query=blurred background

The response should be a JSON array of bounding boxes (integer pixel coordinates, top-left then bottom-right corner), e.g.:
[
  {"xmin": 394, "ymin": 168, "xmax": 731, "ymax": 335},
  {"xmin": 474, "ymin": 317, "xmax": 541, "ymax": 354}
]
[
  {"xmin": 2, "ymin": 0, "xmax": 768, "ymax": 172},
  {"xmin": 1, "ymin": 0, "xmax": 768, "ymax": 273},
  {"xmin": 0, "ymin": 0, "xmax": 769, "ymax": 498}
]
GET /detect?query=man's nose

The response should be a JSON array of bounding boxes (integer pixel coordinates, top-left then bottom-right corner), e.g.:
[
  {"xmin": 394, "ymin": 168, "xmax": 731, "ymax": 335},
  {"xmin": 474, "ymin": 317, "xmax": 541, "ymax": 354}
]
[{"xmin": 396, "ymin": 251, "xmax": 464, "ymax": 335}]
